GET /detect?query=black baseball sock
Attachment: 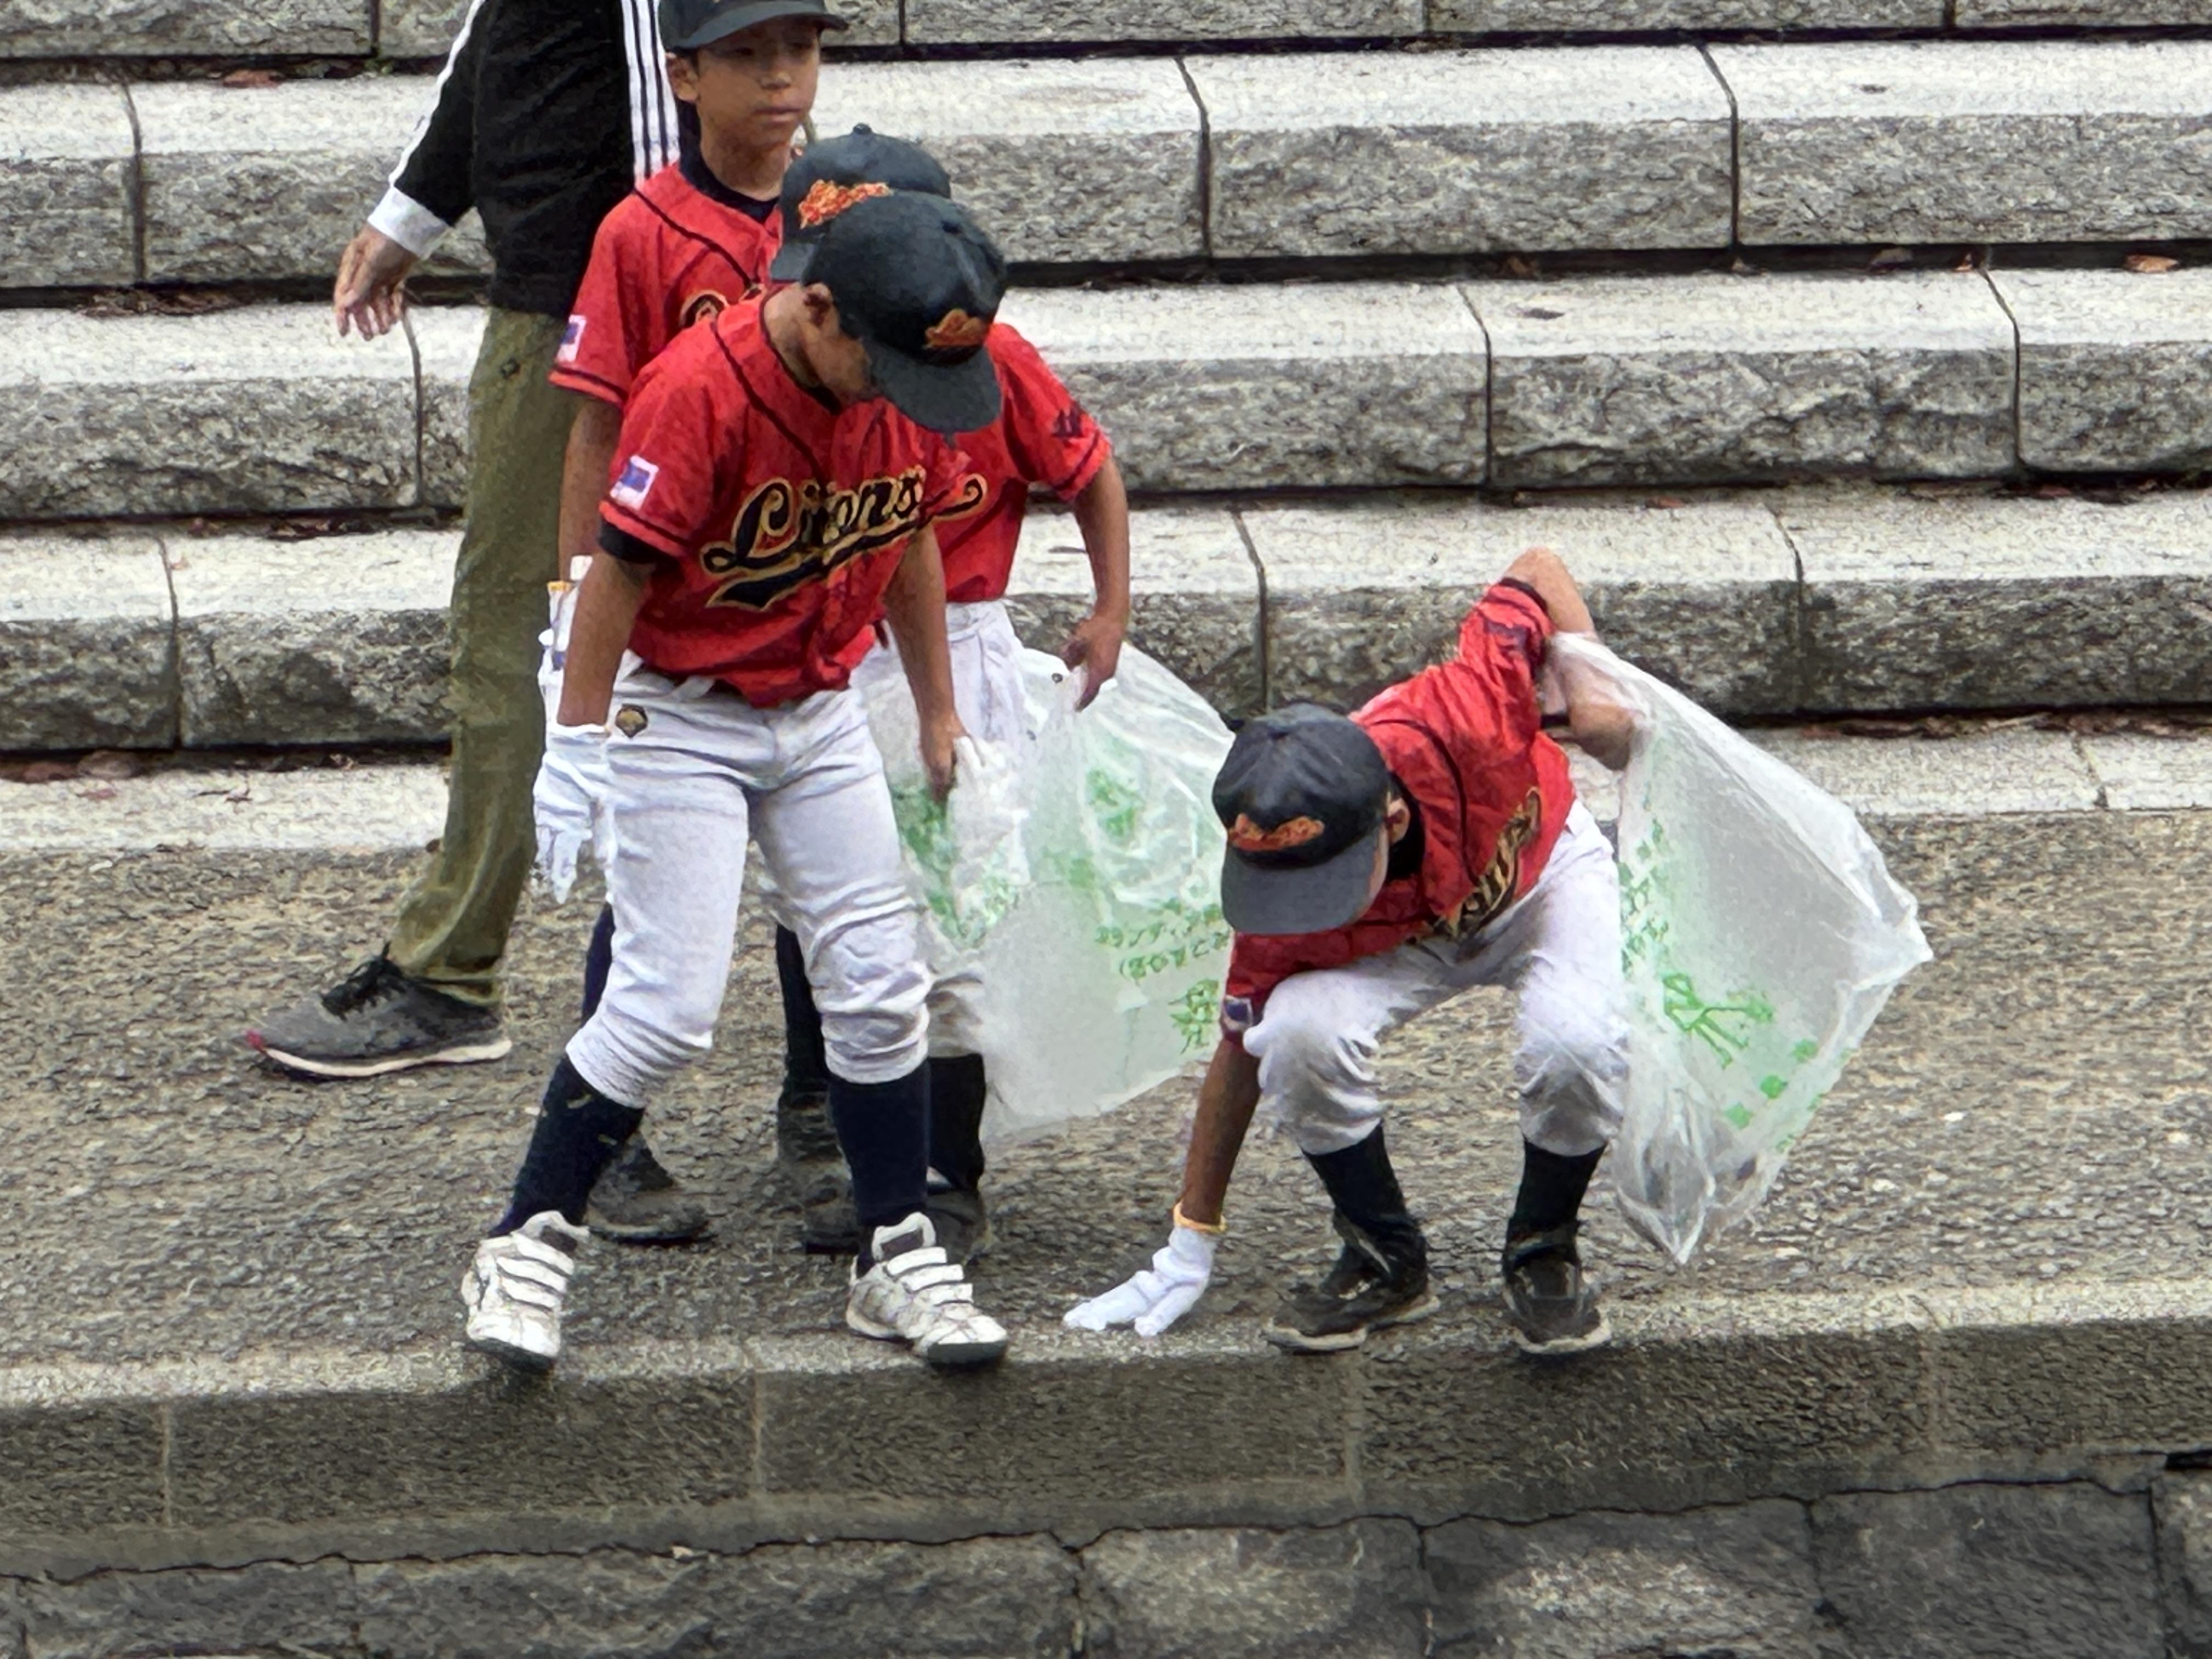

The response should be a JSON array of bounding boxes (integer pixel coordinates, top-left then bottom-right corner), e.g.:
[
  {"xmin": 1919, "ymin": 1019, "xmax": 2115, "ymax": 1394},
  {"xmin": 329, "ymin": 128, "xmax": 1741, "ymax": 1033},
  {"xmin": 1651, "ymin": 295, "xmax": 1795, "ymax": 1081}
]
[
  {"xmin": 493, "ymin": 1057, "xmax": 645, "ymax": 1234},
  {"xmin": 1305, "ymin": 1125, "xmax": 1424, "ymax": 1259},
  {"xmin": 927, "ymin": 1053, "xmax": 989, "ymax": 1193},
  {"xmin": 579, "ymin": 903, "xmax": 616, "ymax": 1024},
  {"xmin": 775, "ymin": 926, "xmax": 832, "ymax": 1099},
  {"xmin": 1509, "ymin": 1141, "xmax": 1604, "ymax": 1241},
  {"xmin": 828, "ymin": 1063, "xmax": 930, "ymax": 1267}
]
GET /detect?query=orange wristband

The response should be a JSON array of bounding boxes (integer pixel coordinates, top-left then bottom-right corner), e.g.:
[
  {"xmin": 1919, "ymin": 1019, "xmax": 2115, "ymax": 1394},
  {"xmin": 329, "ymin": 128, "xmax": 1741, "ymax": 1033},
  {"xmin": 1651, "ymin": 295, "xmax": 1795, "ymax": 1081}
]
[{"xmin": 1171, "ymin": 1201, "xmax": 1226, "ymax": 1237}]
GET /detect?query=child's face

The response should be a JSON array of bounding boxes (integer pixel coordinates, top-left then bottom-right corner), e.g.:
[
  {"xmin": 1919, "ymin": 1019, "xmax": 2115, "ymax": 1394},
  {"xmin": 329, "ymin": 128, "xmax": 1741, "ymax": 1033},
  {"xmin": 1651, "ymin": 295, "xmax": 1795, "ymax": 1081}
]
[{"xmin": 668, "ymin": 18, "xmax": 822, "ymax": 155}]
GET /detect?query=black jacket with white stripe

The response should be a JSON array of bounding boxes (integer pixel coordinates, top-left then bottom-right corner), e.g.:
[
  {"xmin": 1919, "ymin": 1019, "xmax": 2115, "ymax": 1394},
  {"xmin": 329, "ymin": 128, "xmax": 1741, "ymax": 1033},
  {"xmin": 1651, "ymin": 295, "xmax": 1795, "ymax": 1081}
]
[{"xmin": 368, "ymin": 0, "xmax": 679, "ymax": 318}]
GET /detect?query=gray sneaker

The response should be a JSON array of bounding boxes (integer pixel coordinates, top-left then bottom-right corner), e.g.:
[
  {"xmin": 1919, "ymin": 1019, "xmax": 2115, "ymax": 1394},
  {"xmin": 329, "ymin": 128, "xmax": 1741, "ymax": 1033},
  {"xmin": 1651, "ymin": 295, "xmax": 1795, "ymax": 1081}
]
[
  {"xmin": 245, "ymin": 955, "xmax": 511, "ymax": 1080},
  {"xmin": 586, "ymin": 1133, "xmax": 710, "ymax": 1244},
  {"xmin": 1501, "ymin": 1226, "xmax": 1612, "ymax": 1356}
]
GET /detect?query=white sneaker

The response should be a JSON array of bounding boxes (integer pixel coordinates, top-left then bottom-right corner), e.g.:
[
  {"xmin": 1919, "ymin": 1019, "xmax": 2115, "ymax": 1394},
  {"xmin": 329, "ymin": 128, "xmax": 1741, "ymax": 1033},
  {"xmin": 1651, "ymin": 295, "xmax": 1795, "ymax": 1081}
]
[
  {"xmin": 461, "ymin": 1210, "xmax": 588, "ymax": 1371},
  {"xmin": 845, "ymin": 1213, "xmax": 1009, "ymax": 1369}
]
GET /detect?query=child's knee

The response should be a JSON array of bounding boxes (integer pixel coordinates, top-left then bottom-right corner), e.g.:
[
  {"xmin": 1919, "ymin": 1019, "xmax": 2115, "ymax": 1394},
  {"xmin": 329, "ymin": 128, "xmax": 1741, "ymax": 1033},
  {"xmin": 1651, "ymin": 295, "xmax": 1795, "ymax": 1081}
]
[{"xmin": 814, "ymin": 915, "xmax": 930, "ymax": 1084}]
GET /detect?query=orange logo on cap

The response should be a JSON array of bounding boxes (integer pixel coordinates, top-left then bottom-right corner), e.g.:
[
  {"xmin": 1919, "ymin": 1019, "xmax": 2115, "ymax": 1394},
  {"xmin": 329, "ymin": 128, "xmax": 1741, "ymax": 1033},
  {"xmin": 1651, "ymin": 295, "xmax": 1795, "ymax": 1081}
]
[
  {"xmin": 797, "ymin": 178, "xmax": 890, "ymax": 228},
  {"xmin": 924, "ymin": 309, "xmax": 991, "ymax": 352},
  {"xmin": 1228, "ymin": 814, "xmax": 1325, "ymax": 854}
]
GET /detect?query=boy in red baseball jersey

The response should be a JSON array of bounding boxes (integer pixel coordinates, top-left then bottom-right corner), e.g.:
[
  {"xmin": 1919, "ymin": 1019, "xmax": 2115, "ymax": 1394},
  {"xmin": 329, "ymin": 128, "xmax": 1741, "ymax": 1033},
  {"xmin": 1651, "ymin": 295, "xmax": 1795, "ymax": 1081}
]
[
  {"xmin": 763, "ymin": 137, "xmax": 1131, "ymax": 1263},
  {"xmin": 1068, "ymin": 549, "xmax": 1636, "ymax": 1357},
  {"xmin": 466, "ymin": 192, "xmax": 1016, "ymax": 1375}
]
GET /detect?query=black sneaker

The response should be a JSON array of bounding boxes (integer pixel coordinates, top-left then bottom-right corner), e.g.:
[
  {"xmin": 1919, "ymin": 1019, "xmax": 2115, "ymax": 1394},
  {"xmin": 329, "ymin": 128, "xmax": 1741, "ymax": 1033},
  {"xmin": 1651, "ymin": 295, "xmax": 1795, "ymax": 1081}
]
[
  {"xmin": 924, "ymin": 1178, "xmax": 991, "ymax": 1267},
  {"xmin": 1263, "ymin": 1214, "xmax": 1439, "ymax": 1354},
  {"xmin": 586, "ymin": 1133, "xmax": 710, "ymax": 1244},
  {"xmin": 1502, "ymin": 1225, "xmax": 1611, "ymax": 1356},
  {"xmin": 777, "ymin": 1084, "xmax": 859, "ymax": 1254},
  {"xmin": 245, "ymin": 954, "xmax": 511, "ymax": 1080}
]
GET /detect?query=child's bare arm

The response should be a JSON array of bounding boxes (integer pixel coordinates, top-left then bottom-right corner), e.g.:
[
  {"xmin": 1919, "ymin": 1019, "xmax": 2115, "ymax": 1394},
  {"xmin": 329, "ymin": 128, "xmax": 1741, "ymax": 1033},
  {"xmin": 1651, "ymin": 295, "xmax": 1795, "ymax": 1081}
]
[
  {"xmin": 556, "ymin": 552, "xmax": 650, "ymax": 728},
  {"xmin": 1503, "ymin": 545, "xmax": 1637, "ymax": 770},
  {"xmin": 557, "ymin": 398, "xmax": 624, "ymax": 580},
  {"xmin": 1062, "ymin": 455, "xmax": 1131, "ymax": 706}
]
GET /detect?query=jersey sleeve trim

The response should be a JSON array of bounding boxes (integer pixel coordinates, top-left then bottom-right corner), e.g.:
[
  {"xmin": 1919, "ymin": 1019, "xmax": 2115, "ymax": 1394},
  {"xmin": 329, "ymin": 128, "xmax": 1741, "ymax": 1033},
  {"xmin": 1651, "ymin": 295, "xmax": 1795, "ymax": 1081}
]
[
  {"xmin": 599, "ymin": 521, "xmax": 674, "ymax": 565},
  {"xmin": 1046, "ymin": 429, "xmax": 1110, "ymax": 501},
  {"xmin": 549, "ymin": 363, "xmax": 630, "ymax": 405}
]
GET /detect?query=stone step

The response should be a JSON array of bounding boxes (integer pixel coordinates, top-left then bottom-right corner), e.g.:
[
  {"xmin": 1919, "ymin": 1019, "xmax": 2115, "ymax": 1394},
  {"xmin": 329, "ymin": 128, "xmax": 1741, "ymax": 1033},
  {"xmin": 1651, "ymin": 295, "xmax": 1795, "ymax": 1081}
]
[
  {"xmin": 7, "ymin": 42, "xmax": 2207, "ymax": 289},
  {"xmin": 4, "ymin": 739, "xmax": 2212, "ymax": 1584},
  {"xmin": 7, "ymin": 484, "xmax": 2209, "ymax": 754},
  {"xmin": 2, "ymin": 0, "xmax": 2194, "ymax": 59},
  {"xmin": 8, "ymin": 271, "xmax": 2207, "ymax": 523}
]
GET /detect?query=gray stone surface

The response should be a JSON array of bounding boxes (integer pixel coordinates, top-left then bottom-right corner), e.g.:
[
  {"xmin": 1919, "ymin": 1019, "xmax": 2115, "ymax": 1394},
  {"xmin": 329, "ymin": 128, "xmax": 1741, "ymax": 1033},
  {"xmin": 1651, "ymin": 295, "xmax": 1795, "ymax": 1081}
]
[
  {"xmin": 1810, "ymin": 1481, "xmax": 2163, "ymax": 1658},
  {"xmin": 908, "ymin": 0, "xmax": 1420, "ymax": 41},
  {"xmin": 357, "ymin": 1539, "xmax": 1078, "ymax": 1657},
  {"xmin": 1193, "ymin": 48, "xmax": 1732, "ymax": 258},
  {"xmin": 0, "ymin": 1398, "xmax": 166, "ymax": 1540},
  {"xmin": 1955, "ymin": 0, "xmax": 2200, "ymax": 19},
  {"xmin": 379, "ymin": 0, "xmax": 469, "ymax": 55},
  {"xmin": 1, "ymin": 0, "xmax": 370, "ymax": 54},
  {"xmin": 2159, "ymin": 1469, "xmax": 2212, "ymax": 1659},
  {"xmin": 18, "ymin": 1560, "xmax": 360, "ymax": 1659},
  {"xmin": 2082, "ymin": 733, "xmax": 2212, "ymax": 812},
  {"xmin": 0, "ymin": 763, "xmax": 446, "ymax": 853},
  {"xmin": 1426, "ymin": 1500, "xmax": 1827, "ymax": 1657},
  {"xmin": 1784, "ymin": 486, "xmax": 2212, "ymax": 712},
  {"xmin": 1997, "ymin": 269, "xmax": 2212, "ymax": 476},
  {"xmin": 1240, "ymin": 494, "xmax": 1801, "ymax": 715},
  {"xmin": 134, "ymin": 77, "xmax": 489, "ymax": 284},
  {"xmin": 1720, "ymin": 40, "xmax": 2212, "ymax": 246},
  {"xmin": 0, "ymin": 538, "xmax": 177, "ymax": 751},
  {"xmin": 169, "ymin": 530, "xmax": 455, "ymax": 747},
  {"xmin": 812, "ymin": 61, "xmax": 1203, "ymax": 265},
  {"xmin": 410, "ymin": 303, "xmax": 486, "ymax": 509},
  {"xmin": 0, "ymin": 306, "xmax": 419, "ymax": 518},
  {"xmin": 1756, "ymin": 729, "xmax": 2101, "ymax": 816},
  {"xmin": 0, "ymin": 86, "xmax": 138, "ymax": 289},
  {"xmin": 1476, "ymin": 272, "xmax": 2015, "ymax": 489},
  {"xmin": 1003, "ymin": 504, "xmax": 1263, "ymax": 716},
  {"xmin": 1437, "ymin": 0, "xmax": 1936, "ymax": 22},
  {"xmin": 1001, "ymin": 283, "xmax": 1485, "ymax": 494},
  {"xmin": 1081, "ymin": 1521, "xmax": 1426, "ymax": 1658}
]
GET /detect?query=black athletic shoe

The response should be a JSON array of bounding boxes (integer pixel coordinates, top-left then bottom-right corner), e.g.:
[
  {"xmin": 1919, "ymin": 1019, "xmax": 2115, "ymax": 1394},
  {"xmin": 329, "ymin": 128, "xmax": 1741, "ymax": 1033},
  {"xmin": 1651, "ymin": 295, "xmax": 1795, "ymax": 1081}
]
[
  {"xmin": 1502, "ymin": 1225, "xmax": 1611, "ymax": 1356},
  {"xmin": 924, "ymin": 1180, "xmax": 991, "ymax": 1267},
  {"xmin": 585, "ymin": 1133, "xmax": 710, "ymax": 1244},
  {"xmin": 1264, "ymin": 1214, "xmax": 1439, "ymax": 1354},
  {"xmin": 245, "ymin": 954, "xmax": 511, "ymax": 1080},
  {"xmin": 777, "ymin": 1084, "xmax": 859, "ymax": 1254}
]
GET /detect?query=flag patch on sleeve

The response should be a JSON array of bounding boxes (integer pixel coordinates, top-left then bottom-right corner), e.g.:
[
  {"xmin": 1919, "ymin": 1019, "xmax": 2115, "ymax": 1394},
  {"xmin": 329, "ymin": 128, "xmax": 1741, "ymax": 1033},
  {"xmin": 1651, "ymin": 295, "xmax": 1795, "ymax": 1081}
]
[
  {"xmin": 610, "ymin": 455, "xmax": 659, "ymax": 510},
  {"xmin": 557, "ymin": 315, "xmax": 586, "ymax": 363}
]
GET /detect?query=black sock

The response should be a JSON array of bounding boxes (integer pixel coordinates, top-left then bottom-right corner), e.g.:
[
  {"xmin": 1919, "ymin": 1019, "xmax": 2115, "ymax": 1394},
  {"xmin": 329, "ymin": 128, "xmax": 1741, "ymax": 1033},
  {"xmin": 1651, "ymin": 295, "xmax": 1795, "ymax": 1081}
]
[
  {"xmin": 1305, "ymin": 1125, "xmax": 1424, "ymax": 1257},
  {"xmin": 493, "ymin": 1057, "xmax": 644, "ymax": 1234},
  {"xmin": 926, "ymin": 1053, "xmax": 989, "ymax": 1193},
  {"xmin": 1509, "ymin": 1141, "xmax": 1603, "ymax": 1240},
  {"xmin": 828, "ymin": 1063, "xmax": 930, "ymax": 1265},
  {"xmin": 775, "ymin": 926, "xmax": 832, "ymax": 1099},
  {"xmin": 579, "ymin": 903, "xmax": 616, "ymax": 1024}
]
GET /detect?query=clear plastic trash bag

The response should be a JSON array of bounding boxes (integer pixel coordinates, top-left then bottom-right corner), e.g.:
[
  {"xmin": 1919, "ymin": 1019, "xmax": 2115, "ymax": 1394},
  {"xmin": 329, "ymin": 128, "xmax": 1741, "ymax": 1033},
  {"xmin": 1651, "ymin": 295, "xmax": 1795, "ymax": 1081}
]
[
  {"xmin": 1548, "ymin": 635, "xmax": 1934, "ymax": 1265},
  {"xmin": 967, "ymin": 647, "xmax": 1236, "ymax": 1146}
]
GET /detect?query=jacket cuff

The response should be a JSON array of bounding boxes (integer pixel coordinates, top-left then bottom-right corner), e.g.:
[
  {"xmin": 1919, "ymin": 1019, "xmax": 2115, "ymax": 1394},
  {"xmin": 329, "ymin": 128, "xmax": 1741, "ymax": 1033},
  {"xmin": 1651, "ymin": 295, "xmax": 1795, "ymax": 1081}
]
[{"xmin": 367, "ymin": 187, "xmax": 452, "ymax": 260}]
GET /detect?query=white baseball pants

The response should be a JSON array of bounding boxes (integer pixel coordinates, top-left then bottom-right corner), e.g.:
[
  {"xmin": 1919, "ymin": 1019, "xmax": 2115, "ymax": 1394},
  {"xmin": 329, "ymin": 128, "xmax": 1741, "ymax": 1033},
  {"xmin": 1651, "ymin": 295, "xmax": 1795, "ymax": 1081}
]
[
  {"xmin": 848, "ymin": 598, "xmax": 1031, "ymax": 1055},
  {"xmin": 565, "ymin": 665, "xmax": 929, "ymax": 1108},
  {"xmin": 1242, "ymin": 803, "xmax": 1628, "ymax": 1160}
]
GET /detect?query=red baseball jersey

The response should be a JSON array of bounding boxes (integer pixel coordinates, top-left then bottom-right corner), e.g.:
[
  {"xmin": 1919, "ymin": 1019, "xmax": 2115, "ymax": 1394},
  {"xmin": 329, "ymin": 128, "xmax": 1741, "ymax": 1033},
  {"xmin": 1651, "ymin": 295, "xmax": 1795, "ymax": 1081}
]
[
  {"xmin": 551, "ymin": 157, "xmax": 780, "ymax": 408},
  {"xmin": 1222, "ymin": 581, "xmax": 1577, "ymax": 1034},
  {"xmin": 599, "ymin": 297, "xmax": 974, "ymax": 707},
  {"xmin": 933, "ymin": 325, "xmax": 1111, "ymax": 603}
]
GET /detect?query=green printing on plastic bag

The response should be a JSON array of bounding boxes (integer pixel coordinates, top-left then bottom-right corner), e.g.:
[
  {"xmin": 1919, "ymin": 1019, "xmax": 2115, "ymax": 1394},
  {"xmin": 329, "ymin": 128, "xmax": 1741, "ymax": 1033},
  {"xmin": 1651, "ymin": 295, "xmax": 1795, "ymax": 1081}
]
[{"xmin": 889, "ymin": 785, "xmax": 1020, "ymax": 950}]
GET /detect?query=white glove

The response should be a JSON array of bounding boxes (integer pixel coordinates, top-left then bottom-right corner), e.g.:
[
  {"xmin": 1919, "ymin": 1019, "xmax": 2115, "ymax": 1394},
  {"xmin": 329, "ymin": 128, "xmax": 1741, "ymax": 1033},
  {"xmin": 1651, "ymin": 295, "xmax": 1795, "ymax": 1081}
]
[
  {"xmin": 533, "ymin": 720, "xmax": 613, "ymax": 905},
  {"xmin": 1064, "ymin": 1224, "xmax": 1217, "ymax": 1338}
]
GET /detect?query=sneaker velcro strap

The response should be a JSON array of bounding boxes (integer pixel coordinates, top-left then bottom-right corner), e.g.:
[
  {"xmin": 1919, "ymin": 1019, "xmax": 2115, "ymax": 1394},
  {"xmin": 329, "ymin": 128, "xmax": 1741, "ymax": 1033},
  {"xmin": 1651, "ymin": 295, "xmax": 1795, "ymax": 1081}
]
[
  {"xmin": 885, "ymin": 1245, "xmax": 951, "ymax": 1277},
  {"xmin": 898, "ymin": 1261, "xmax": 968, "ymax": 1295},
  {"xmin": 492, "ymin": 1276, "xmax": 565, "ymax": 1312},
  {"xmin": 496, "ymin": 1256, "xmax": 573, "ymax": 1296},
  {"xmin": 507, "ymin": 1235, "xmax": 579, "ymax": 1273},
  {"xmin": 1503, "ymin": 1223, "xmax": 1581, "ymax": 1271}
]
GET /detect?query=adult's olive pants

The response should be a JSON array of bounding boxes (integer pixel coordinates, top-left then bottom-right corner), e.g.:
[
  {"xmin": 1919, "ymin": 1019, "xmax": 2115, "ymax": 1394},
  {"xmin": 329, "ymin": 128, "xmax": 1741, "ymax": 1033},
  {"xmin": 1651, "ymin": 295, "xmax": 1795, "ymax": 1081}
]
[{"xmin": 388, "ymin": 308, "xmax": 578, "ymax": 1007}]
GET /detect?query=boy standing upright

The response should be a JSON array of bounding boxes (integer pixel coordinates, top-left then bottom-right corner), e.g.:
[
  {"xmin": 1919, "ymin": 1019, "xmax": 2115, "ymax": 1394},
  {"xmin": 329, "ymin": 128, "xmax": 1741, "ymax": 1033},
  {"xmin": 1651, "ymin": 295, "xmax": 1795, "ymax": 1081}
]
[
  {"xmin": 537, "ymin": 0, "xmax": 850, "ymax": 1242},
  {"xmin": 465, "ymin": 191, "xmax": 1017, "ymax": 1373},
  {"xmin": 1068, "ymin": 549, "xmax": 1634, "ymax": 1356}
]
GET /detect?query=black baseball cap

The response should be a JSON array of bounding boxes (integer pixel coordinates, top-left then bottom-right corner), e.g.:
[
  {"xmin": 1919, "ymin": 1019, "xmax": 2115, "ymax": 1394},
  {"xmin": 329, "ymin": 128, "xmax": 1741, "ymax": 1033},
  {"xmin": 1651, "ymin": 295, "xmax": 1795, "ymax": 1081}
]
[
  {"xmin": 770, "ymin": 125, "xmax": 953, "ymax": 283},
  {"xmin": 806, "ymin": 190, "xmax": 1006, "ymax": 434},
  {"xmin": 657, "ymin": 0, "xmax": 847, "ymax": 52},
  {"xmin": 1212, "ymin": 706, "xmax": 1393, "ymax": 935}
]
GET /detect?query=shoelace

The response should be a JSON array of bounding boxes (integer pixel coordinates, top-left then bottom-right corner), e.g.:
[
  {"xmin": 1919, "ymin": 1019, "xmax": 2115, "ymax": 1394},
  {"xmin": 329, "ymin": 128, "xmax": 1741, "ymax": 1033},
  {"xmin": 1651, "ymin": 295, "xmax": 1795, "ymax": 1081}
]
[{"xmin": 321, "ymin": 955, "xmax": 409, "ymax": 1016}]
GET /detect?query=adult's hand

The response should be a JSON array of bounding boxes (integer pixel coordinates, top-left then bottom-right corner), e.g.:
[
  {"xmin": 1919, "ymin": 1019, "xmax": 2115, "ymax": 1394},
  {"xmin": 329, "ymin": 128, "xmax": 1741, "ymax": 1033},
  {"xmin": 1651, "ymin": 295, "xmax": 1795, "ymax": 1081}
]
[{"xmin": 334, "ymin": 225, "xmax": 419, "ymax": 340}]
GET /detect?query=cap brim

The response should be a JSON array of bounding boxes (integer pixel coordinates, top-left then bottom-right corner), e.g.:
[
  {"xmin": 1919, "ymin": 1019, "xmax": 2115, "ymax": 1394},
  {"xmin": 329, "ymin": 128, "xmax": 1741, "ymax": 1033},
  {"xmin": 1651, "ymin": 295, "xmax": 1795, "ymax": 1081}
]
[
  {"xmin": 1218, "ymin": 827, "xmax": 1386, "ymax": 938},
  {"xmin": 863, "ymin": 336, "xmax": 1002, "ymax": 435},
  {"xmin": 767, "ymin": 235, "xmax": 816, "ymax": 283},
  {"xmin": 674, "ymin": 1, "xmax": 848, "ymax": 49}
]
